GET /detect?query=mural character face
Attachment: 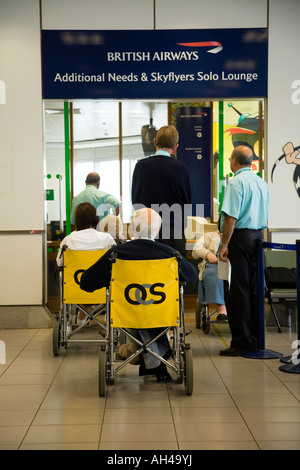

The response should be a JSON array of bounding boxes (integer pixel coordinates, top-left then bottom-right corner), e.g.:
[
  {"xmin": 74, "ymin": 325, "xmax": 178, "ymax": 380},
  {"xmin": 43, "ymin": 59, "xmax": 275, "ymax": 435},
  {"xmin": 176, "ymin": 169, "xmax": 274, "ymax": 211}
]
[
  {"xmin": 272, "ymin": 142, "xmax": 300, "ymax": 199},
  {"xmin": 224, "ymin": 103, "xmax": 262, "ymax": 171}
]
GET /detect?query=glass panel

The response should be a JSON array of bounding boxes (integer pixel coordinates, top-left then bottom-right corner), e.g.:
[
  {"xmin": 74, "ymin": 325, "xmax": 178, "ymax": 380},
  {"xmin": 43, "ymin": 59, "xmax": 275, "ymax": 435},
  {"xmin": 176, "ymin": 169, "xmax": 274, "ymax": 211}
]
[
  {"xmin": 44, "ymin": 100, "xmax": 67, "ymax": 313},
  {"xmin": 223, "ymin": 100, "xmax": 263, "ymax": 176},
  {"xmin": 44, "ymin": 101, "xmax": 67, "ymax": 228},
  {"xmin": 212, "ymin": 99, "xmax": 265, "ymax": 221},
  {"xmin": 121, "ymin": 101, "xmax": 168, "ymax": 223},
  {"xmin": 72, "ymin": 101, "xmax": 120, "ymax": 204}
]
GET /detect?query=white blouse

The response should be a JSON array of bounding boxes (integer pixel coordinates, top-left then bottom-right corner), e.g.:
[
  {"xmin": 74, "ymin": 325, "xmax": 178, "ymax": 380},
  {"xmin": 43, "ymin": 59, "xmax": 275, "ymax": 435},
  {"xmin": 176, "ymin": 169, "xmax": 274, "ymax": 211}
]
[{"xmin": 56, "ymin": 228, "xmax": 115, "ymax": 266}]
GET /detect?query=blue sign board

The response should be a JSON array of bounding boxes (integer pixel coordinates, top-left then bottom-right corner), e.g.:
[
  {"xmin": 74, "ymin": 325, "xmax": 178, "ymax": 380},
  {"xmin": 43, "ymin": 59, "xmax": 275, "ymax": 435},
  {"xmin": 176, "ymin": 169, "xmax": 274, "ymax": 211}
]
[
  {"xmin": 42, "ymin": 28, "xmax": 268, "ymax": 99},
  {"xmin": 176, "ymin": 107, "xmax": 212, "ymax": 217}
]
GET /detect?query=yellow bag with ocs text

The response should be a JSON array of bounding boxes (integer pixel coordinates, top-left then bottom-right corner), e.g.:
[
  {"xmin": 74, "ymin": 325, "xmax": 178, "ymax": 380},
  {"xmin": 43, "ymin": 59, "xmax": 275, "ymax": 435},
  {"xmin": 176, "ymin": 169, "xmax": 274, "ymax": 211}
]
[
  {"xmin": 110, "ymin": 257, "xmax": 180, "ymax": 328},
  {"xmin": 63, "ymin": 250, "xmax": 106, "ymax": 304}
]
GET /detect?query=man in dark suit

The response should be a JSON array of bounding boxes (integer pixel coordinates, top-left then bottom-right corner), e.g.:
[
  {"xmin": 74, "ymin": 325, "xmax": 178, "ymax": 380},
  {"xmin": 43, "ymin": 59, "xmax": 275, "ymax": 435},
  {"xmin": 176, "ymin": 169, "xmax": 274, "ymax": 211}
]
[
  {"xmin": 131, "ymin": 125, "xmax": 192, "ymax": 256},
  {"xmin": 80, "ymin": 208, "xmax": 197, "ymax": 382}
]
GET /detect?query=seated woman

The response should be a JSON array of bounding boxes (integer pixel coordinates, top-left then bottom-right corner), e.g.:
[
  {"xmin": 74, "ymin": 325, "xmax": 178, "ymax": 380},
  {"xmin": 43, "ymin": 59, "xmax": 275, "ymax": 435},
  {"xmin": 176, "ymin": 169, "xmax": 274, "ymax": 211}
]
[
  {"xmin": 192, "ymin": 230, "xmax": 227, "ymax": 321},
  {"xmin": 56, "ymin": 202, "xmax": 116, "ymax": 323},
  {"xmin": 56, "ymin": 202, "xmax": 115, "ymax": 267}
]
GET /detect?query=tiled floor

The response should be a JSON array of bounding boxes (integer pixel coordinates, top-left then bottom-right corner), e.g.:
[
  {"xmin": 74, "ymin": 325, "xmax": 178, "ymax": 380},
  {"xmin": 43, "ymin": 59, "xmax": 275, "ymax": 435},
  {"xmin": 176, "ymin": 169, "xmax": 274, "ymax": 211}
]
[{"xmin": 0, "ymin": 311, "xmax": 300, "ymax": 450}]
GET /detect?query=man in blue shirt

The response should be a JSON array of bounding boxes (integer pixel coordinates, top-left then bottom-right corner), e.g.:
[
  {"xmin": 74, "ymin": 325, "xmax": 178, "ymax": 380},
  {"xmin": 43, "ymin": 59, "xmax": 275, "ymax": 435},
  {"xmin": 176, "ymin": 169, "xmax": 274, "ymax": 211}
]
[
  {"xmin": 219, "ymin": 146, "xmax": 269, "ymax": 356},
  {"xmin": 71, "ymin": 172, "xmax": 119, "ymax": 226}
]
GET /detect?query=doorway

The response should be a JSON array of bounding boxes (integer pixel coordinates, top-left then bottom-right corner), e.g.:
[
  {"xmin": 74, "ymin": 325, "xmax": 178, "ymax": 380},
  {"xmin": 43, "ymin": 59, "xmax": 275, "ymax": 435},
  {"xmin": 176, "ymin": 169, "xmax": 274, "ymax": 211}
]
[{"xmin": 44, "ymin": 98, "xmax": 265, "ymax": 312}]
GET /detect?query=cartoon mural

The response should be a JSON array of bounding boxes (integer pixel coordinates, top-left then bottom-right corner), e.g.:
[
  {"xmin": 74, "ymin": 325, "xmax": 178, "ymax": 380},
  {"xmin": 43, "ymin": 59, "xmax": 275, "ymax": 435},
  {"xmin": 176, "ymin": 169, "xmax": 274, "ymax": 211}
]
[
  {"xmin": 224, "ymin": 102, "xmax": 262, "ymax": 172},
  {"xmin": 271, "ymin": 142, "xmax": 300, "ymax": 198}
]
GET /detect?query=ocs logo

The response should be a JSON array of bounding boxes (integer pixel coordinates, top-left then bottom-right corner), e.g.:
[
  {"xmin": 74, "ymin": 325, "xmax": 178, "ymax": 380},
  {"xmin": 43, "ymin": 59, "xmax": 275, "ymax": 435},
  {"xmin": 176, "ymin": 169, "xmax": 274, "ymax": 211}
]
[
  {"xmin": 74, "ymin": 270, "xmax": 84, "ymax": 285},
  {"xmin": 124, "ymin": 283, "xmax": 166, "ymax": 305}
]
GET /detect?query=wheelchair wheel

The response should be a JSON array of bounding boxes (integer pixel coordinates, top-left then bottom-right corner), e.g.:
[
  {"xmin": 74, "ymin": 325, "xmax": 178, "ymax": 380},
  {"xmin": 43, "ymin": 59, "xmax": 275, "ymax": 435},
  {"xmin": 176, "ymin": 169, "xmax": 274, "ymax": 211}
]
[
  {"xmin": 202, "ymin": 306, "xmax": 210, "ymax": 334},
  {"xmin": 184, "ymin": 344, "xmax": 193, "ymax": 396},
  {"xmin": 98, "ymin": 346, "xmax": 107, "ymax": 397},
  {"xmin": 52, "ymin": 318, "xmax": 61, "ymax": 356},
  {"xmin": 202, "ymin": 321, "xmax": 210, "ymax": 335},
  {"xmin": 195, "ymin": 301, "xmax": 202, "ymax": 329}
]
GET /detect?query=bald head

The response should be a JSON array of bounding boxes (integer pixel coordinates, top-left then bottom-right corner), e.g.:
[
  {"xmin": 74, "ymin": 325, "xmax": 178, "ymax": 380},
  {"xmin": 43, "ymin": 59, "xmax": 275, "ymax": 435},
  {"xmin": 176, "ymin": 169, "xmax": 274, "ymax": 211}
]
[
  {"xmin": 129, "ymin": 208, "xmax": 161, "ymax": 240},
  {"xmin": 231, "ymin": 146, "xmax": 253, "ymax": 167},
  {"xmin": 85, "ymin": 172, "xmax": 100, "ymax": 187}
]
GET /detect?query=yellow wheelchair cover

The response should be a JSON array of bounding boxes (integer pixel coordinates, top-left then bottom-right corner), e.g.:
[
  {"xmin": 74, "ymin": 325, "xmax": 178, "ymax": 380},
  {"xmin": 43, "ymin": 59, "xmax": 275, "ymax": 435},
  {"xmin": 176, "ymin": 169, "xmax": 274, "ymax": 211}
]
[
  {"xmin": 110, "ymin": 257, "xmax": 180, "ymax": 328},
  {"xmin": 63, "ymin": 250, "xmax": 106, "ymax": 304}
]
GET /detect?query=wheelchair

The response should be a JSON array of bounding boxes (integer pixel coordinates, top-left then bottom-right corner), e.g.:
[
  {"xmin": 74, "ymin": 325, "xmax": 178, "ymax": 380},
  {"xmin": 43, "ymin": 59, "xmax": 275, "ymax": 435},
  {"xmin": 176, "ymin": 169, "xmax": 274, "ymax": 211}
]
[
  {"xmin": 195, "ymin": 262, "xmax": 228, "ymax": 334},
  {"xmin": 195, "ymin": 301, "xmax": 228, "ymax": 334},
  {"xmin": 52, "ymin": 249, "xmax": 108, "ymax": 356},
  {"xmin": 98, "ymin": 252, "xmax": 194, "ymax": 397}
]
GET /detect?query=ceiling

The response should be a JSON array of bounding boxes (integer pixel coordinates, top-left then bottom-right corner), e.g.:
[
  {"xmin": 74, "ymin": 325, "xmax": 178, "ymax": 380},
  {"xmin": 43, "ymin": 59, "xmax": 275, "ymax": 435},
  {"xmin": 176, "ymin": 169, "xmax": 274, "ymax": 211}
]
[{"xmin": 44, "ymin": 100, "xmax": 169, "ymax": 146}]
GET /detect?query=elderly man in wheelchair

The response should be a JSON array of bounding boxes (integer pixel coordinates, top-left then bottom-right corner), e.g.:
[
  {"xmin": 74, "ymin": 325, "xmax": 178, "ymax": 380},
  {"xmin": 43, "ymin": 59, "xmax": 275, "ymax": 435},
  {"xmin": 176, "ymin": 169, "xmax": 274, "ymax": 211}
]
[{"xmin": 80, "ymin": 207, "xmax": 197, "ymax": 388}]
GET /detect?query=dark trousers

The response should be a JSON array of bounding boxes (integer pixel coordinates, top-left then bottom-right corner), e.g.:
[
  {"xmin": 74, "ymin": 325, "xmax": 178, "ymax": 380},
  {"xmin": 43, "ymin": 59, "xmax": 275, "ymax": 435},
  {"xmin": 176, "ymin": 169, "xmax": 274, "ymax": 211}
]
[
  {"xmin": 157, "ymin": 226, "xmax": 186, "ymax": 257},
  {"xmin": 224, "ymin": 229, "xmax": 263, "ymax": 350}
]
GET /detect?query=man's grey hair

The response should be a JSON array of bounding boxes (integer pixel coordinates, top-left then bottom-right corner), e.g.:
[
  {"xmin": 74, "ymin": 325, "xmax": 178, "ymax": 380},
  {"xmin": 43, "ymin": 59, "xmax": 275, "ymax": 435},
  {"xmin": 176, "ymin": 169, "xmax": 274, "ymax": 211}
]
[{"xmin": 129, "ymin": 208, "xmax": 161, "ymax": 240}]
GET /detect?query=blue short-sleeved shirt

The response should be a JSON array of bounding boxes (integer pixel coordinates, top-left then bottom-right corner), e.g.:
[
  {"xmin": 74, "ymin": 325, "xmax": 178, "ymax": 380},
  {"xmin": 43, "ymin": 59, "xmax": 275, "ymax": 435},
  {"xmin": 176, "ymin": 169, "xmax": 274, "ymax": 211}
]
[
  {"xmin": 220, "ymin": 168, "xmax": 269, "ymax": 231},
  {"xmin": 71, "ymin": 185, "xmax": 119, "ymax": 224}
]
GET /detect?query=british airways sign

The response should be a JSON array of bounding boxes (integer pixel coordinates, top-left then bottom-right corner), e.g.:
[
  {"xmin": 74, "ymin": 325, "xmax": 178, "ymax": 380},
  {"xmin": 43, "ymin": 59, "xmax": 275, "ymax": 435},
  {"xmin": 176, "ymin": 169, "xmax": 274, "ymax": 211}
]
[{"xmin": 42, "ymin": 28, "xmax": 267, "ymax": 99}]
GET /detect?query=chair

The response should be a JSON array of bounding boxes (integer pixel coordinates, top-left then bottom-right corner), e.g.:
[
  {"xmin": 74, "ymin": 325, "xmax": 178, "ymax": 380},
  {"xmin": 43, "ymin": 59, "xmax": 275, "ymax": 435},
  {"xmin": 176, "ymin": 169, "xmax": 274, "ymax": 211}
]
[
  {"xmin": 264, "ymin": 249, "xmax": 297, "ymax": 333},
  {"xmin": 98, "ymin": 253, "xmax": 193, "ymax": 396},
  {"xmin": 52, "ymin": 249, "xmax": 107, "ymax": 356}
]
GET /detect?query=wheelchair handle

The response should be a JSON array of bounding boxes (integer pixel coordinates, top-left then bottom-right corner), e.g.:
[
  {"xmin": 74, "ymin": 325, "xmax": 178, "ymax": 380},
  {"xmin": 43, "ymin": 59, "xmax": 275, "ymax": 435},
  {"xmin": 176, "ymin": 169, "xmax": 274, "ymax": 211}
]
[{"xmin": 59, "ymin": 244, "xmax": 68, "ymax": 259}]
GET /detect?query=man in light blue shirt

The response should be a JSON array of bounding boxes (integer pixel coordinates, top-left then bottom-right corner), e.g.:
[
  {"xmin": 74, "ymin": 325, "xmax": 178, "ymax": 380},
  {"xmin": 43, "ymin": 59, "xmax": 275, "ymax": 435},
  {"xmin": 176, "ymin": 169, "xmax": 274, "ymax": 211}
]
[
  {"xmin": 219, "ymin": 146, "xmax": 269, "ymax": 356},
  {"xmin": 71, "ymin": 173, "xmax": 119, "ymax": 226},
  {"xmin": 220, "ymin": 166, "xmax": 269, "ymax": 232}
]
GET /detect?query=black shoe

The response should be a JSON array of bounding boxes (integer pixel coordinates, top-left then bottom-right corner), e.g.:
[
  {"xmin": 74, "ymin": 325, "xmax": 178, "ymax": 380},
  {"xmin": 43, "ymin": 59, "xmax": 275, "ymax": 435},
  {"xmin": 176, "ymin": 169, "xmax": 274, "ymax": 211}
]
[
  {"xmin": 156, "ymin": 371, "xmax": 172, "ymax": 383},
  {"xmin": 139, "ymin": 359, "xmax": 162, "ymax": 377},
  {"xmin": 163, "ymin": 348, "xmax": 172, "ymax": 360},
  {"xmin": 217, "ymin": 314, "xmax": 228, "ymax": 322},
  {"xmin": 139, "ymin": 359, "xmax": 155, "ymax": 376},
  {"xmin": 219, "ymin": 346, "xmax": 249, "ymax": 356},
  {"xmin": 155, "ymin": 363, "xmax": 172, "ymax": 383}
]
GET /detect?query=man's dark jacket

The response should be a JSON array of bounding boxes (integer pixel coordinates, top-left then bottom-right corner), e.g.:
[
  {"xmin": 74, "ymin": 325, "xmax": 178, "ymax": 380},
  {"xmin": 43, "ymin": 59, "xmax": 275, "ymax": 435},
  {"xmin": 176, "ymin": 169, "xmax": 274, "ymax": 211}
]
[{"xmin": 80, "ymin": 239, "xmax": 197, "ymax": 293}]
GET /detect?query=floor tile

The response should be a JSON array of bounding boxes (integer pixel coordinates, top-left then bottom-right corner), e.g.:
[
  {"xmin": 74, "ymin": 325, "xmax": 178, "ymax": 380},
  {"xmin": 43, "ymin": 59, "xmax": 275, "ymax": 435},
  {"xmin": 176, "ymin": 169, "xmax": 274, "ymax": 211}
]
[
  {"xmin": 172, "ymin": 407, "xmax": 243, "ymax": 423},
  {"xmin": 21, "ymin": 424, "xmax": 100, "ymax": 445},
  {"xmin": 0, "ymin": 410, "xmax": 36, "ymax": 426},
  {"xmin": 101, "ymin": 423, "xmax": 177, "ymax": 442},
  {"xmin": 20, "ymin": 442, "xmax": 98, "ymax": 450},
  {"xmin": 248, "ymin": 422, "xmax": 300, "ymax": 441},
  {"xmin": 239, "ymin": 406, "xmax": 300, "ymax": 423},
  {"xmin": 257, "ymin": 440, "xmax": 300, "ymax": 450},
  {"xmin": 103, "ymin": 407, "xmax": 173, "ymax": 424},
  {"xmin": 178, "ymin": 441, "xmax": 259, "ymax": 450},
  {"xmin": 99, "ymin": 441, "xmax": 179, "ymax": 450},
  {"xmin": 0, "ymin": 426, "xmax": 28, "ymax": 447},
  {"xmin": 175, "ymin": 422, "xmax": 254, "ymax": 442},
  {"xmin": 32, "ymin": 408, "xmax": 104, "ymax": 425},
  {"xmin": 0, "ymin": 384, "xmax": 49, "ymax": 410}
]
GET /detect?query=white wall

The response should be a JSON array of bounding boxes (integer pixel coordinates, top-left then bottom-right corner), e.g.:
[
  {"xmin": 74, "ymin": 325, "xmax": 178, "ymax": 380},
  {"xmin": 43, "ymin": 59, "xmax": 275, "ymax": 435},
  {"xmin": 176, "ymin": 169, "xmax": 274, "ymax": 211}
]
[
  {"xmin": 0, "ymin": 235, "xmax": 43, "ymax": 304},
  {"xmin": 41, "ymin": 0, "xmax": 154, "ymax": 29},
  {"xmin": 0, "ymin": 0, "xmax": 44, "ymax": 304},
  {"xmin": 155, "ymin": 0, "xmax": 267, "ymax": 29},
  {"xmin": 268, "ymin": 0, "xmax": 300, "ymax": 244},
  {"xmin": 0, "ymin": 0, "xmax": 44, "ymax": 230}
]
